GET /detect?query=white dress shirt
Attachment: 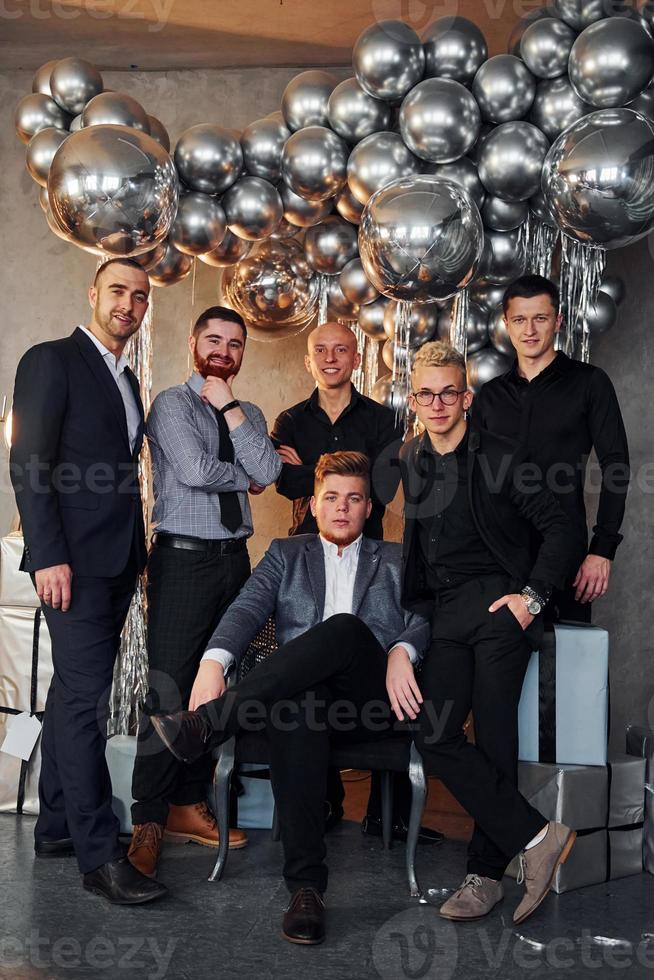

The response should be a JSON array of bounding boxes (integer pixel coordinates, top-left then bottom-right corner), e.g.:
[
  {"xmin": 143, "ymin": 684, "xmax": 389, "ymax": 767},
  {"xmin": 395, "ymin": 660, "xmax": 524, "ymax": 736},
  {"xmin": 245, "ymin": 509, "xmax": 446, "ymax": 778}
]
[
  {"xmin": 79, "ymin": 325, "xmax": 140, "ymax": 453},
  {"xmin": 203, "ymin": 533, "xmax": 417, "ymax": 673}
]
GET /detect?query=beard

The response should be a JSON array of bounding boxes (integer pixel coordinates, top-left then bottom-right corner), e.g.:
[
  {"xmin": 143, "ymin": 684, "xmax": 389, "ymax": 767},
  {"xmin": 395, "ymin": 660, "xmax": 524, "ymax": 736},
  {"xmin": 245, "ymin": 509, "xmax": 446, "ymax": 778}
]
[
  {"xmin": 319, "ymin": 525, "xmax": 361, "ymax": 549},
  {"xmin": 194, "ymin": 352, "xmax": 239, "ymax": 380}
]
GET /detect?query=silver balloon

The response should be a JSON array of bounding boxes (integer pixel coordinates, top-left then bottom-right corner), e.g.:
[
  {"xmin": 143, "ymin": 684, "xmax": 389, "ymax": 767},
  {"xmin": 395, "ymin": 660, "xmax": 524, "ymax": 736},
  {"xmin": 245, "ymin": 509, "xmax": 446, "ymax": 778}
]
[
  {"xmin": 271, "ymin": 217, "xmax": 298, "ymax": 240},
  {"xmin": 25, "ymin": 128, "xmax": 68, "ymax": 187},
  {"xmin": 198, "ymin": 230, "xmax": 253, "ymax": 267},
  {"xmin": 430, "ymin": 157, "xmax": 486, "ymax": 210},
  {"xmin": 222, "ymin": 176, "xmax": 283, "ymax": 241},
  {"xmin": 359, "ymin": 175, "xmax": 484, "ymax": 302},
  {"xmin": 50, "ymin": 58, "xmax": 103, "ymax": 116},
  {"xmin": 530, "ymin": 190, "xmax": 558, "ymax": 227},
  {"xmin": 327, "ymin": 77, "xmax": 392, "ymax": 144},
  {"xmin": 399, "ymin": 78, "xmax": 481, "ymax": 164},
  {"xmin": 371, "ymin": 373, "xmax": 410, "ymax": 412},
  {"xmin": 281, "ymin": 70, "xmax": 336, "ymax": 132},
  {"xmin": 39, "ymin": 186, "xmax": 49, "ymax": 212},
  {"xmin": 82, "ymin": 92, "xmax": 150, "ymax": 133},
  {"xmin": 481, "ymin": 196, "xmax": 529, "ymax": 231},
  {"xmin": 542, "ymin": 107, "xmax": 654, "ymax": 247},
  {"xmin": 335, "ymin": 184, "xmax": 365, "ymax": 224},
  {"xmin": 529, "ymin": 76, "xmax": 591, "ymax": 139},
  {"xmin": 48, "ymin": 125, "xmax": 178, "ymax": 256},
  {"xmin": 467, "ymin": 348, "xmax": 512, "ymax": 393},
  {"xmin": 282, "ymin": 126, "xmax": 348, "ymax": 202},
  {"xmin": 131, "ymin": 242, "xmax": 167, "ymax": 271},
  {"xmin": 70, "ymin": 114, "xmax": 83, "ymax": 133},
  {"xmin": 553, "ymin": 0, "xmax": 605, "ymax": 28},
  {"xmin": 148, "ymin": 242, "xmax": 194, "ymax": 287},
  {"xmin": 222, "ymin": 239, "xmax": 319, "ymax": 338},
  {"xmin": 358, "ymin": 296, "xmax": 389, "ymax": 339},
  {"xmin": 468, "ymin": 122, "xmax": 495, "ymax": 166},
  {"xmin": 627, "ymin": 82, "xmax": 654, "ymax": 118},
  {"xmin": 339, "ymin": 257, "xmax": 379, "ymax": 306},
  {"xmin": 488, "ymin": 303, "xmax": 516, "ymax": 355},
  {"xmin": 32, "ymin": 60, "xmax": 59, "ymax": 98},
  {"xmin": 304, "ymin": 216, "xmax": 358, "ymax": 275},
  {"xmin": 472, "ymin": 55, "xmax": 536, "ymax": 123},
  {"xmin": 327, "ymin": 277, "xmax": 359, "ymax": 320},
  {"xmin": 242, "ymin": 115, "xmax": 290, "ymax": 182},
  {"xmin": 174, "ymin": 124, "xmax": 243, "ymax": 195},
  {"xmin": 569, "ymin": 17, "xmax": 654, "ymax": 107},
  {"xmin": 583, "ymin": 290, "xmax": 617, "ymax": 333},
  {"xmin": 423, "ymin": 16, "xmax": 488, "ymax": 85},
  {"xmin": 470, "ymin": 279, "xmax": 507, "ymax": 313},
  {"xmin": 15, "ymin": 93, "xmax": 71, "ymax": 145},
  {"xmin": 353, "ymin": 20, "xmax": 425, "ymax": 102},
  {"xmin": 280, "ymin": 184, "xmax": 333, "ymax": 227},
  {"xmin": 169, "ymin": 191, "xmax": 226, "ymax": 256},
  {"xmin": 478, "ymin": 228, "xmax": 526, "ymax": 284},
  {"xmin": 437, "ymin": 301, "xmax": 488, "ymax": 352},
  {"xmin": 478, "ymin": 121, "xmax": 550, "ymax": 202},
  {"xmin": 347, "ymin": 131, "xmax": 420, "ymax": 206},
  {"xmin": 520, "ymin": 17, "xmax": 576, "ymax": 78},
  {"xmin": 148, "ymin": 115, "xmax": 170, "ymax": 152},
  {"xmin": 383, "ymin": 300, "xmax": 439, "ymax": 344},
  {"xmin": 599, "ymin": 273, "xmax": 625, "ymax": 304}
]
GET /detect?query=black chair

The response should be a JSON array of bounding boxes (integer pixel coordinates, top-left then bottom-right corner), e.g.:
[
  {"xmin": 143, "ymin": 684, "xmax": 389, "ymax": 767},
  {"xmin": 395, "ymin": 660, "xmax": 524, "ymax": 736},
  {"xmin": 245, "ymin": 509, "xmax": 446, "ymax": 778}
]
[{"xmin": 208, "ymin": 620, "xmax": 427, "ymax": 897}]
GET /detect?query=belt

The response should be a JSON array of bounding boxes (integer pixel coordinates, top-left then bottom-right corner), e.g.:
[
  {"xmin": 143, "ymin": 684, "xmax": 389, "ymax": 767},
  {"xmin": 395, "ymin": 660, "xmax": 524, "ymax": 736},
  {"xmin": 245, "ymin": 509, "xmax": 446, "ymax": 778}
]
[{"xmin": 152, "ymin": 533, "xmax": 247, "ymax": 556}]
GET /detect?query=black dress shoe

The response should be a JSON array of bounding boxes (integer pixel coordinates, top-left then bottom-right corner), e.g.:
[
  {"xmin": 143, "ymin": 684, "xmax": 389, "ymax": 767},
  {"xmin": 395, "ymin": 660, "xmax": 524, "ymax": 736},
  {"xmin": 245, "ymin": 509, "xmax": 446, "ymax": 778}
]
[
  {"xmin": 35, "ymin": 837, "xmax": 76, "ymax": 857},
  {"xmin": 151, "ymin": 710, "xmax": 218, "ymax": 763},
  {"xmin": 281, "ymin": 887, "xmax": 325, "ymax": 945},
  {"xmin": 82, "ymin": 857, "xmax": 167, "ymax": 905},
  {"xmin": 361, "ymin": 814, "xmax": 445, "ymax": 845}
]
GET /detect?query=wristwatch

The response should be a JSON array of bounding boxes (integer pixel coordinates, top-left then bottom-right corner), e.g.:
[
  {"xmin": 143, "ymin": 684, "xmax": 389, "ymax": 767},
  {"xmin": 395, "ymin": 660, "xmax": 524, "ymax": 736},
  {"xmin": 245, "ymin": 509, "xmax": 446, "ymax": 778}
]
[{"xmin": 520, "ymin": 588, "xmax": 543, "ymax": 616}]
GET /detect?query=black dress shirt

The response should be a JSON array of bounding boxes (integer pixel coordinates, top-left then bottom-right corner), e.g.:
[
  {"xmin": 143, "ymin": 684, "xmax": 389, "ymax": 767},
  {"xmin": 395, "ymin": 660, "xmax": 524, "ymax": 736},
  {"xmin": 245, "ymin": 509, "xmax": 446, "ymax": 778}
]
[
  {"xmin": 270, "ymin": 385, "xmax": 403, "ymax": 538},
  {"xmin": 473, "ymin": 352, "xmax": 629, "ymax": 561}
]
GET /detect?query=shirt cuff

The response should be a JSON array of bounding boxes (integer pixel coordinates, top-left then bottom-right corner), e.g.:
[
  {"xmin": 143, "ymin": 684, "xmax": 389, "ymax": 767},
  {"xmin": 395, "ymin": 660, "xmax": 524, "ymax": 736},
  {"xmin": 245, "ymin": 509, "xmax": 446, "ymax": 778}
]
[
  {"xmin": 202, "ymin": 648, "xmax": 235, "ymax": 674},
  {"xmin": 524, "ymin": 580, "xmax": 552, "ymax": 605},
  {"xmin": 588, "ymin": 534, "xmax": 620, "ymax": 560},
  {"xmin": 388, "ymin": 642, "xmax": 419, "ymax": 664}
]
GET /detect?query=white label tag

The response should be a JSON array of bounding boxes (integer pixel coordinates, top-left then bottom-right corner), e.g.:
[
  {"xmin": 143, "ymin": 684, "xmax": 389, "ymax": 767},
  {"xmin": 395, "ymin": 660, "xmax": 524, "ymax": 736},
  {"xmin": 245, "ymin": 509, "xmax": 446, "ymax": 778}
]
[{"xmin": 0, "ymin": 712, "xmax": 42, "ymax": 761}]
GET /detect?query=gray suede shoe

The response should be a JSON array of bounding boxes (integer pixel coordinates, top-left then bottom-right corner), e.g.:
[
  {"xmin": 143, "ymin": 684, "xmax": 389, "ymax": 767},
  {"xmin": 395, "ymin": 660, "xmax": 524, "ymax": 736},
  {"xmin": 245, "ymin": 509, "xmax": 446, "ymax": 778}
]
[
  {"xmin": 513, "ymin": 821, "xmax": 576, "ymax": 924},
  {"xmin": 439, "ymin": 874, "xmax": 504, "ymax": 921}
]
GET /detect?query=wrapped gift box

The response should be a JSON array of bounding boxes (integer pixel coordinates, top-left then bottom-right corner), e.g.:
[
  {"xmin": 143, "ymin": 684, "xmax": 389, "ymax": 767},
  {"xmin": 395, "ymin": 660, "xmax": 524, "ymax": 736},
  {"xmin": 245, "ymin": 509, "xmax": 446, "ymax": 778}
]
[
  {"xmin": 105, "ymin": 734, "xmax": 137, "ymax": 834},
  {"xmin": 0, "ymin": 534, "xmax": 38, "ymax": 608},
  {"xmin": 237, "ymin": 764, "xmax": 274, "ymax": 830},
  {"xmin": 626, "ymin": 725, "xmax": 654, "ymax": 875},
  {"xmin": 0, "ymin": 709, "xmax": 41, "ymax": 814},
  {"xmin": 518, "ymin": 624, "xmax": 609, "ymax": 766},
  {"xmin": 0, "ymin": 606, "xmax": 52, "ymax": 713}
]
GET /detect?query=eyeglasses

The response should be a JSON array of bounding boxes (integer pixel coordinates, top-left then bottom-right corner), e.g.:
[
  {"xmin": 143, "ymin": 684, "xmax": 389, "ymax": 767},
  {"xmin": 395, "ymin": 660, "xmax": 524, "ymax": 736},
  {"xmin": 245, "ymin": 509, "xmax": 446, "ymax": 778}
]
[{"xmin": 412, "ymin": 388, "xmax": 466, "ymax": 407}]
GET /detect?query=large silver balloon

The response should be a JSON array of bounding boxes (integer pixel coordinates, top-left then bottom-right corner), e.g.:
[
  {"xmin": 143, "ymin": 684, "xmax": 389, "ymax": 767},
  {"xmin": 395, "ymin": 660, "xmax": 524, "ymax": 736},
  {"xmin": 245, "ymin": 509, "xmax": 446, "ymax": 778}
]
[
  {"xmin": 32, "ymin": 60, "xmax": 59, "ymax": 98},
  {"xmin": 472, "ymin": 55, "xmax": 536, "ymax": 123},
  {"xmin": 520, "ymin": 17, "xmax": 576, "ymax": 78},
  {"xmin": 423, "ymin": 16, "xmax": 488, "ymax": 85},
  {"xmin": 430, "ymin": 157, "xmax": 486, "ymax": 210},
  {"xmin": 599, "ymin": 273, "xmax": 625, "ymax": 305},
  {"xmin": 569, "ymin": 17, "xmax": 654, "ymax": 108},
  {"xmin": 488, "ymin": 303, "xmax": 516, "ymax": 355},
  {"xmin": 529, "ymin": 76, "xmax": 591, "ymax": 140},
  {"xmin": 148, "ymin": 115, "xmax": 170, "ymax": 153},
  {"xmin": 353, "ymin": 20, "xmax": 425, "ymax": 102},
  {"xmin": 241, "ymin": 115, "xmax": 290, "ymax": 182},
  {"xmin": 437, "ymin": 301, "xmax": 488, "ymax": 352},
  {"xmin": 48, "ymin": 125, "xmax": 178, "ymax": 256},
  {"xmin": 371, "ymin": 373, "xmax": 410, "ymax": 412},
  {"xmin": 508, "ymin": 6, "xmax": 560, "ymax": 56},
  {"xmin": 347, "ymin": 131, "xmax": 420, "ymax": 206},
  {"xmin": 82, "ymin": 92, "xmax": 150, "ymax": 133},
  {"xmin": 281, "ymin": 126, "xmax": 348, "ymax": 202},
  {"xmin": 280, "ymin": 184, "xmax": 333, "ymax": 227},
  {"xmin": 399, "ymin": 78, "xmax": 481, "ymax": 164},
  {"xmin": 50, "ymin": 58, "xmax": 103, "ymax": 116},
  {"xmin": 335, "ymin": 184, "xmax": 365, "ymax": 224},
  {"xmin": 15, "ymin": 93, "xmax": 70, "ymax": 145},
  {"xmin": 169, "ymin": 191, "xmax": 226, "ymax": 256},
  {"xmin": 482, "ymin": 196, "xmax": 529, "ymax": 231},
  {"xmin": 148, "ymin": 242, "xmax": 194, "ymax": 287},
  {"xmin": 553, "ymin": 0, "xmax": 605, "ymax": 28},
  {"xmin": 467, "ymin": 348, "xmax": 512, "ymax": 393},
  {"xmin": 222, "ymin": 239, "xmax": 319, "ymax": 338},
  {"xmin": 327, "ymin": 77, "xmax": 392, "ymax": 144},
  {"xmin": 358, "ymin": 296, "xmax": 389, "ymax": 339},
  {"xmin": 304, "ymin": 216, "xmax": 358, "ymax": 275},
  {"xmin": 339, "ymin": 257, "xmax": 379, "ymax": 306},
  {"xmin": 174, "ymin": 125, "xmax": 242, "ymax": 195},
  {"xmin": 383, "ymin": 300, "xmax": 439, "ymax": 343},
  {"xmin": 198, "ymin": 230, "xmax": 253, "ymax": 267},
  {"xmin": 25, "ymin": 127, "xmax": 68, "ymax": 187},
  {"xmin": 478, "ymin": 121, "xmax": 550, "ymax": 202},
  {"xmin": 222, "ymin": 176, "xmax": 283, "ymax": 241},
  {"xmin": 281, "ymin": 71, "xmax": 336, "ymax": 132},
  {"xmin": 542, "ymin": 107, "xmax": 654, "ymax": 247},
  {"xmin": 327, "ymin": 278, "xmax": 359, "ymax": 320},
  {"xmin": 478, "ymin": 228, "xmax": 526, "ymax": 284},
  {"xmin": 470, "ymin": 280, "xmax": 507, "ymax": 313},
  {"xmin": 583, "ymin": 290, "xmax": 617, "ymax": 333},
  {"xmin": 359, "ymin": 175, "xmax": 484, "ymax": 302}
]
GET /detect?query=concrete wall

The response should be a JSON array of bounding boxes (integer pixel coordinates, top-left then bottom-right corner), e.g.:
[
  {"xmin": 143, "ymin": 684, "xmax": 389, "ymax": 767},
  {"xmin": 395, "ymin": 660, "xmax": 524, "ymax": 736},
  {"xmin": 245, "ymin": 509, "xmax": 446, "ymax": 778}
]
[{"xmin": 1, "ymin": 67, "xmax": 652, "ymax": 750}]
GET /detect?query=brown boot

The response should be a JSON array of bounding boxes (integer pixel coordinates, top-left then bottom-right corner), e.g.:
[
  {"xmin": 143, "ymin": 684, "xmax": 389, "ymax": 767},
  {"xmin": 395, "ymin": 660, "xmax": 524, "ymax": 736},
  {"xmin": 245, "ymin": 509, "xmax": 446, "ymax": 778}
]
[
  {"xmin": 513, "ymin": 821, "xmax": 576, "ymax": 924},
  {"xmin": 127, "ymin": 822, "xmax": 164, "ymax": 878},
  {"xmin": 165, "ymin": 802, "xmax": 248, "ymax": 849}
]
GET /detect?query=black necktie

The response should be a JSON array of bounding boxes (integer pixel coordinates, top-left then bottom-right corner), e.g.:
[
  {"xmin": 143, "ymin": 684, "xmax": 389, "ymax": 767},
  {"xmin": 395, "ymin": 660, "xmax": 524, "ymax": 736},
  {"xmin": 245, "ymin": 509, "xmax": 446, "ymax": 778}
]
[{"xmin": 215, "ymin": 409, "xmax": 242, "ymax": 535}]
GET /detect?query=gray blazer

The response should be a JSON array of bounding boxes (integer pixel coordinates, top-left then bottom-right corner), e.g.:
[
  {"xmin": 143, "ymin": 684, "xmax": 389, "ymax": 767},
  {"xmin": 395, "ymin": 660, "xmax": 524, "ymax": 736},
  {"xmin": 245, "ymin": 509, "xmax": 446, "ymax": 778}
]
[{"xmin": 207, "ymin": 534, "xmax": 431, "ymax": 670}]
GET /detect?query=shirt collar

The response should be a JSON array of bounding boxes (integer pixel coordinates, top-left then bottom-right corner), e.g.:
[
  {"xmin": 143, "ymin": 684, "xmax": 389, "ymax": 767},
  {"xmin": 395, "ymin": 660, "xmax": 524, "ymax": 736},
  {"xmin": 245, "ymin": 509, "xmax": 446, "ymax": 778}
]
[
  {"xmin": 79, "ymin": 325, "xmax": 129, "ymax": 375},
  {"xmin": 187, "ymin": 371, "xmax": 206, "ymax": 396},
  {"xmin": 319, "ymin": 533, "xmax": 363, "ymax": 561},
  {"xmin": 419, "ymin": 426, "xmax": 469, "ymax": 459},
  {"xmin": 508, "ymin": 350, "xmax": 567, "ymax": 386},
  {"xmin": 305, "ymin": 384, "xmax": 361, "ymax": 415}
]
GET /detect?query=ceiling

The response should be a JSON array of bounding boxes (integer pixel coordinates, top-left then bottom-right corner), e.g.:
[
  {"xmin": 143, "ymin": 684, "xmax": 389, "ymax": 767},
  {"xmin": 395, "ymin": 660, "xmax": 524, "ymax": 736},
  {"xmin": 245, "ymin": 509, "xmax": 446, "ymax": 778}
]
[{"xmin": 2, "ymin": 0, "xmax": 532, "ymax": 71}]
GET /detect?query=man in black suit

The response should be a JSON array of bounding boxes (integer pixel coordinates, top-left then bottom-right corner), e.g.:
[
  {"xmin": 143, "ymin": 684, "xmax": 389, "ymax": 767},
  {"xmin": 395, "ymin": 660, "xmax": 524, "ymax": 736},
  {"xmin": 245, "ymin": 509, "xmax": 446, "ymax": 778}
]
[{"xmin": 10, "ymin": 258, "xmax": 165, "ymax": 905}]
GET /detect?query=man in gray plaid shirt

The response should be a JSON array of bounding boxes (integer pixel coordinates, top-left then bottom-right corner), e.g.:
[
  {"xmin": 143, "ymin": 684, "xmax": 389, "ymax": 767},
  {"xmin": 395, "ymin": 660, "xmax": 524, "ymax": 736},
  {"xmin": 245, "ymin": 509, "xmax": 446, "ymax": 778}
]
[{"xmin": 128, "ymin": 305, "xmax": 281, "ymax": 877}]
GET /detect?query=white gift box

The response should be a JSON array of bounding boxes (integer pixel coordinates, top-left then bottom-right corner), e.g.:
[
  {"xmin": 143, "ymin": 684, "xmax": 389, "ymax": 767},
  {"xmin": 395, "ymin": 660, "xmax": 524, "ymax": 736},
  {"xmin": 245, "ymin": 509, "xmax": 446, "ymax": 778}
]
[
  {"xmin": 0, "ymin": 534, "xmax": 39, "ymax": 608},
  {"xmin": 0, "ymin": 710, "xmax": 42, "ymax": 814},
  {"xmin": 0, "ymin": 606, "xmax": 52, "ymax": 714}
]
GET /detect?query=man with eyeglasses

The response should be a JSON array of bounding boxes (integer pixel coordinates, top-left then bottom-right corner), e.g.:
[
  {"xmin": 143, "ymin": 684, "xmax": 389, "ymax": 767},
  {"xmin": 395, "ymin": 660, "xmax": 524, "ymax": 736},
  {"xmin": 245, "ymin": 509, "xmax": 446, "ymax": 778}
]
[
  {"xmin": 473, "ymin": 274, "xmax": 629, "ymax": 622},
  {"xmin": 399, "ymin": 341, "xmax": 580, "ymax": 924}
]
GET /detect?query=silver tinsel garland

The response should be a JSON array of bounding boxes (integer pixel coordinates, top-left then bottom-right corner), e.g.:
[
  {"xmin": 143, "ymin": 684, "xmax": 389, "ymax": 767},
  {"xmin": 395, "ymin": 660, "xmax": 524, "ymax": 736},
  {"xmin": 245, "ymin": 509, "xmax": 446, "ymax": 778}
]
[
  {"xmin": 559, "ymin": 235, "xmax": 606, "ymax": 363},
  {"xmin": 520, "ymin": 213, "xmax": 559, "ymax": 279},
  {"xmin": 449, "ymin": 288, "xmax": 469, "ymax": 358}
]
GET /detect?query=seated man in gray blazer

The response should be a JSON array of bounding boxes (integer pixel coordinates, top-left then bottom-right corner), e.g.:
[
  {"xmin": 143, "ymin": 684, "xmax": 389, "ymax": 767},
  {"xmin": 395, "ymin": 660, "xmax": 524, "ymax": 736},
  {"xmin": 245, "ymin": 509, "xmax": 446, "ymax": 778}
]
[{"xmin": 152, "ymin": 451, "xmax": 430, "ymax": 945}]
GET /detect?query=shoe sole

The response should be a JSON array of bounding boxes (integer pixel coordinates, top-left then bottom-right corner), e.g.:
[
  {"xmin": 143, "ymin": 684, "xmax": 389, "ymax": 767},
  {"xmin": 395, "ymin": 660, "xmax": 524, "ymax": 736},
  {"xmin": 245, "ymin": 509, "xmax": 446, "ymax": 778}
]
[
  {"xmin": 83, "ymin": 884, "xmax": 166, "ymax": 905},
  {"xmin": 513, "ymin": 830, "xmax": 577, "ymax": 925},
  {"xmin": 439, "ymin": 896, "xmax": 503, "ymax": 921},
  {"xmin": 164, "ymin": 831, "xmax": 248, "ymax": 849},
  {"xmin": 280, "ymin": 930, "xmax": 325, "ymax": 945}
]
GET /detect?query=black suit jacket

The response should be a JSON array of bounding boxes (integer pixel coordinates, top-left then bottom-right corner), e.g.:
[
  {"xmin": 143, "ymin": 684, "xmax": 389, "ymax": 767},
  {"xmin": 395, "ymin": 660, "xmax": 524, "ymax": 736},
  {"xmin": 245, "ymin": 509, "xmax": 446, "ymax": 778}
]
[
  {"xmin": 10, "ymin": 327, "xmax": 146, "ymax": 577},
  {"xmin": 399, "ymin": 424, "xmax": 583, "ymax": 617}
]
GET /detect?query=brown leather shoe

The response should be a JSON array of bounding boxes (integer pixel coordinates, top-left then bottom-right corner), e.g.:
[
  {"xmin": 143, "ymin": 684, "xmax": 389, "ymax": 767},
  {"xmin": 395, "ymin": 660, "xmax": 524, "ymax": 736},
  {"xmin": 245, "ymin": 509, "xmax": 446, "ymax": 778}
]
[
  {"xmin": 164, "ymin": 802, "xmax": 247, "ymax": 849},
  {"xmin": 281, "ymin": 887, "xmax": 325, "ymax": 945},
  {"xmin": 513, "ymin": 821, "xmax": 576, "ymax": 924},
  {"xmin": 127, "ymin": 823, "xmax": 164, "ymax": 878},
  {"xmin": 439, "ymin": 874, "xmax": 503, "ymax": 921}
]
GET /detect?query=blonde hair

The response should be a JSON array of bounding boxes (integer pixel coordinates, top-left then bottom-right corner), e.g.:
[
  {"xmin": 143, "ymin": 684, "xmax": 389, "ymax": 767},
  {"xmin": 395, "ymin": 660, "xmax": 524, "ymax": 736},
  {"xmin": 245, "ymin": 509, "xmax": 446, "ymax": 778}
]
[
  {"xmin": 314, "ymin": 451, "xmax": 370, "ymax": 496},
  {"xmin": 412, "ymin": 341, "xmax": 467, "ymax": 387}
]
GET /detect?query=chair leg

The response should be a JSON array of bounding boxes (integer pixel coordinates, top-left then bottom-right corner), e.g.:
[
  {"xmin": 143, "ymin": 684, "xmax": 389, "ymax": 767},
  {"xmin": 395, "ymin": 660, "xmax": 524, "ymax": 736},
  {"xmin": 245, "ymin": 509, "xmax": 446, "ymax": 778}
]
[
  {"xmin": 271, "ymin": 802, "xmax": 281, "ymax": 841},
  {"xmin": 208, "ymin": 736, "xmax": 236, "ymax": 882},
  {"xmin": 380, "ymin": 770, "xmax": 393, "ymax": 850},
  {"xmin": 406, "ymin": 742, "xmax": 428, "ymax": 898}
]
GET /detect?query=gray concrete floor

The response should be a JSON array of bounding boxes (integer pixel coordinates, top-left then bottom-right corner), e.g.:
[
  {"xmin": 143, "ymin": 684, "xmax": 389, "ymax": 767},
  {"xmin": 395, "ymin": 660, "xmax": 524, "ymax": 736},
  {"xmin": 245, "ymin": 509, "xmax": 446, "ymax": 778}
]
[{"xmin": 1, "ymin": 813, "xmax": 653, "ymax": 980}]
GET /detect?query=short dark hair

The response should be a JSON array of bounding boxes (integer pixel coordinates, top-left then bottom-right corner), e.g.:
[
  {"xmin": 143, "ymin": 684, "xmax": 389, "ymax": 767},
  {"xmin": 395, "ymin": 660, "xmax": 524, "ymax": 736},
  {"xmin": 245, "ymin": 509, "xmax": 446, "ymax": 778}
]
[
  {"xmin": 192, "ymin": 305, "xmax": 247, "ymax": 340},
  {"xmin": 93, "ymin": 257, "xmax": 148, "ymax": 287},
  {"xmin": 502, "ymin": 274, "xmax": 559, "ymax": 316},
  {"xmin": 314, "ymin": 451, "xmax": 370, "ymax": 496}
]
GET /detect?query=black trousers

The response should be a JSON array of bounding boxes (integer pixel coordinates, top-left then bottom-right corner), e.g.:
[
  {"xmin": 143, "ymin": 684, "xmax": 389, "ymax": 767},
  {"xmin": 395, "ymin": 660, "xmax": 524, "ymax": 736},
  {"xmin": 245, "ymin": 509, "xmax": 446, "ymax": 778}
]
[
  {"xmin": 36, "ymin": 553, "xmax": 137, "ymax": 874},
  {"xmin": 131, "ymin": 541, "xmax": 250, "ymax": 826},
  {"xmin": 415, "ymin": 573, "xmax": 547, "ymax": 880},
  {"xmin": 200, "ymin": 614, "xmax": 395, "ymax": 894}
]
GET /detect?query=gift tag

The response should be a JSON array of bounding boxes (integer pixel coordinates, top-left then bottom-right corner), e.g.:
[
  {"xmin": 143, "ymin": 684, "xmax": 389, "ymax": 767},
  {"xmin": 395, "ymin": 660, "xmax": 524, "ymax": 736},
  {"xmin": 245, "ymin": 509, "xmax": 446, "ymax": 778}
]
[{"xmin": 0, "ymin": 712, "xmax": 42, "ymax": 761}]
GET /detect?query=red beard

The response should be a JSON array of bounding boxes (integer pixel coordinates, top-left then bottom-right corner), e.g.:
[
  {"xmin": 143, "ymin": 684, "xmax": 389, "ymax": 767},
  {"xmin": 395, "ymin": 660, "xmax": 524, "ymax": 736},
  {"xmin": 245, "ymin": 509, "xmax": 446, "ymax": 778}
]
[{"xmin": 195, "ymin": 353, "xmax": 236, "ymax": 380}]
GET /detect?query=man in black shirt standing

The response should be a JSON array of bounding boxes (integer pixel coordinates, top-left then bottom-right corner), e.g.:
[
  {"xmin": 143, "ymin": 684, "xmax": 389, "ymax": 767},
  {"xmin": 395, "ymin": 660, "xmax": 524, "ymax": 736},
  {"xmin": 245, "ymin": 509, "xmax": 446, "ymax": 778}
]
[{"xmin": 474, "ymin": 274, "xmax": 629, "ymax": 621}]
